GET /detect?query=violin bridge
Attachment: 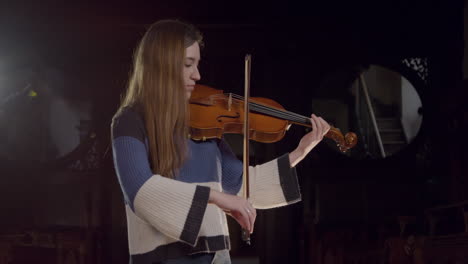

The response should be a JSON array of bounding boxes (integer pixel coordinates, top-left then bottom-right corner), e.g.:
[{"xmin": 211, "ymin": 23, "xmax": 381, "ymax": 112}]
[{"xmin": 228, "ymin": 93, "xmax": 232, "ymax": 111}]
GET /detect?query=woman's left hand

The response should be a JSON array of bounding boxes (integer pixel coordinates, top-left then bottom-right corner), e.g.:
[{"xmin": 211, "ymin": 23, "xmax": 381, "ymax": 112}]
[{"xmin": 289, "ymin": 114, "xmax": 330, "ymax": 167}]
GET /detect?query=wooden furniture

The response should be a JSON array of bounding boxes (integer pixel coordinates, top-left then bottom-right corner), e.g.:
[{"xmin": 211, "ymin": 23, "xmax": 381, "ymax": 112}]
[
  {"xmin": 0, "ymin": 227, "xmax": 102, "ymax": 264},
  {"xmin": 422, "ymin": 201, "xmax": 468, "ymax": 263}
]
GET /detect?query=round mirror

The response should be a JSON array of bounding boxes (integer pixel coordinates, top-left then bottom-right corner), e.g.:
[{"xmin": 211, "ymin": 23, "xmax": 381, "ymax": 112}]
[
  {"xmin": 0, "ymin": 64, "xmax": 92, "ymax": 163},
  {"xmin": 315, "ymin": 64, "xmax": 423, "ymax": 159}
]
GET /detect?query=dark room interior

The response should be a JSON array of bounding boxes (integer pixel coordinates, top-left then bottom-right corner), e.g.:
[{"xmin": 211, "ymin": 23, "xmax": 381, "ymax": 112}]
[{"xmin": 0, "ymin": 0, "xmax": 467, "ymax": 263}]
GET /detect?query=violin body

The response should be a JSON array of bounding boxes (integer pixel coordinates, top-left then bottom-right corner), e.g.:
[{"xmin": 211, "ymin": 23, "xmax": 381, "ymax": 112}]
[{"xmin": 190, "ymin": 84, "xmax": 290, "ymax": 143}]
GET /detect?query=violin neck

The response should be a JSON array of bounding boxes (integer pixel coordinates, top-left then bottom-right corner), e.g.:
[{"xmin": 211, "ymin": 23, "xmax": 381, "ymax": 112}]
[
  {"xmin": 227, "ymin": 93, "xmax": 312, "ymax": 128},
  {"xmin": 249, "ymin": 102, "xmax": 312, "ymax": 128}
]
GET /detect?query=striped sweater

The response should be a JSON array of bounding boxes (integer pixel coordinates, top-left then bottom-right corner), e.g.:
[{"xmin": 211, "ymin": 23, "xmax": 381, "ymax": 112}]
[{"xmin": 111, "ymin": 107, "xmax": 301, "ymax": 263}]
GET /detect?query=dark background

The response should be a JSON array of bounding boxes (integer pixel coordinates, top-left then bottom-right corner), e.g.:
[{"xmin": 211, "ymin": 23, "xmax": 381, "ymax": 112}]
[{"xmin": 0, "ymin": 0, "xmax": 466, "ymax": 263}]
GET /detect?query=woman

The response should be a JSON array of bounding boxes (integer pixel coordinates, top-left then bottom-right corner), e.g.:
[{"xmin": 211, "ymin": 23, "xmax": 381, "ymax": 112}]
[{"xmin": 111, "ymin": 19, "xmax": 330, "ymax": 264}]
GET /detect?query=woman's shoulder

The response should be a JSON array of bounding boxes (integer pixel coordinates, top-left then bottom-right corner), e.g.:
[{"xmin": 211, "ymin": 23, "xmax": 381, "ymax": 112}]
[
  {"xmin": 113, "ymin": 105, "xmax": 142, "ymax": 123},
  {"xmin": 111, "ymin": 106, "xmax": 146, "ymax": 140}
]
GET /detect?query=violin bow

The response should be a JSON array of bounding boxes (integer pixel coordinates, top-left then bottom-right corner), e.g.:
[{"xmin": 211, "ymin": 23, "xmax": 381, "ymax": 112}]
[{"xmin": 242, "ymin": 54, "xmax": 252, "ymax": 245}]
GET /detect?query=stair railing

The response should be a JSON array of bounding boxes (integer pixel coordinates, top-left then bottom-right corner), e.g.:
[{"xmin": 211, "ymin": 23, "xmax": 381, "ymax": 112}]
[{"xmin": 355, "ymin": 74, "xmax": 386, "ymax": 158}]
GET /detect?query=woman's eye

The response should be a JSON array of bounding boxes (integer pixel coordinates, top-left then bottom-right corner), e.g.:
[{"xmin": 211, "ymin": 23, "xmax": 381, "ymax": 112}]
[{"xmin": 185, "ymin": 64, "xmax": 192, "ymax": 68}]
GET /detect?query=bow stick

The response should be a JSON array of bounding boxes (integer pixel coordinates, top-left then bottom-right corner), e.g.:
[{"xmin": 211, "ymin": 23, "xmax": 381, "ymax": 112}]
[{"xmin": 241, "ymin": 54, "xmax": 252, "ymax": 245}]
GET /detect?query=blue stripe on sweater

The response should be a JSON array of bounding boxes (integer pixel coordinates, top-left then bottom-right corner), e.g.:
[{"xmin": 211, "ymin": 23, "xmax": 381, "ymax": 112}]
[
  {"xmin": 177, "ymin": 140, "xmax": 221, "ymax": 183},
  {"xmin": 218, "ymin": 139, "xmax": 243, "ymax": 195},
  {"xmin": 112, "ymin": 136, "xmax": 153, "ymax": 210},
  {"xmin": 177, "ymin": 139, "xmax": 243, "ymax": 195}
]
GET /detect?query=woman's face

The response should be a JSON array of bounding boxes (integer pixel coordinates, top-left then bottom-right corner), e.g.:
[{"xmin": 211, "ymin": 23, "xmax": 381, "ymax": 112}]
[{"xmin": 183, "ymin": 42, "xmax": 201, "ymax": 99}]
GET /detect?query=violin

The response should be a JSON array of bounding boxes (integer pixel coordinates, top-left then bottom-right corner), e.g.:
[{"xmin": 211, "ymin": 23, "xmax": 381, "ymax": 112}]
[{"xmin": 189, "ymin": 84, "xmax": 357, "ymax": 153}]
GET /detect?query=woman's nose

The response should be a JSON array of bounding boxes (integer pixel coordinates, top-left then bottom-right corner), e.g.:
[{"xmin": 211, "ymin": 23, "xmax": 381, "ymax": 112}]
[{"xmin": 192, "ymin": 67, "xmax": 201, "ymax": 81}]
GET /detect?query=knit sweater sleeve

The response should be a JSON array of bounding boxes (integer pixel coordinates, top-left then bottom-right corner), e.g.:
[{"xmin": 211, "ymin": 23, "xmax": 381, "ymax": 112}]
[
  {"xmin": 111, "ymin": 109, "xmax": 209, "ymax": 246},
  {"xmin": 218, "ymin": 138, "xmax": 301, "ymax": 209}
]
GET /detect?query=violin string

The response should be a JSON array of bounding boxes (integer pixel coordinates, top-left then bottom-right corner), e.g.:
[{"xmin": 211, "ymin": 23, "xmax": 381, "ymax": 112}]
[
  {"xmin": 228, "ymin": 94, "xmax": 295, "ymax": 118},
  {"xmin": 231, "ymin": 96, "xmax": 308, "ymax": 124},
  {"xmin": 227, "ymin": 94, "xmax": 297, "ymax": 120},
  {"xmin": 229, "ymin": 94, "xmax": 288, "ymax": 117},
  {"xmin": 229, "ymin": 94, "xmax": 311, "ymax": 125},
  {"xmin": 252, "ymin": 103, "xmax": 309, "ymax": 124},
  {"xmin": 228, "ymin": 97, "xmax": 296, "ymax": 121}
]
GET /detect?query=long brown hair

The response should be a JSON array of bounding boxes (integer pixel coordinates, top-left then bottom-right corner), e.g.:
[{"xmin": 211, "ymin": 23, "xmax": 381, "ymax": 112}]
[{"xmin": 118, "ymin": 19, "xmax": 203, "ymax": 178}]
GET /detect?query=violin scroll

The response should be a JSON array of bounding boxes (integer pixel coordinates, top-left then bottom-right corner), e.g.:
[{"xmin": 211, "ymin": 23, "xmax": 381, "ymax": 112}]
[{"xmin": 325, "ymin": 127, "xmax": 358, "ymax": 153}]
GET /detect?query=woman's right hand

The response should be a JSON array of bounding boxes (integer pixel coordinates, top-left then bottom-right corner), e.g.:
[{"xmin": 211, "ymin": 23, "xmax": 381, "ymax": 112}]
[{"xmin": 209, "ymin": 189, "xmax": 256, "ymax": 234}]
